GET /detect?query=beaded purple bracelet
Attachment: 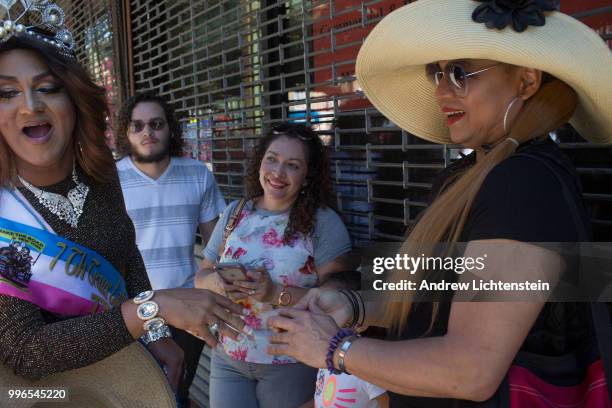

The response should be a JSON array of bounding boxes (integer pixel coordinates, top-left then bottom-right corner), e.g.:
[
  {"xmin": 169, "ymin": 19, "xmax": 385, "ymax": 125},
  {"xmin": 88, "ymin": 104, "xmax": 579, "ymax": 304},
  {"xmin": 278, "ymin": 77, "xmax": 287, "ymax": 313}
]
[{"xmin": 326, "ymin": 328, "xmax": 357, "ymax": 374}]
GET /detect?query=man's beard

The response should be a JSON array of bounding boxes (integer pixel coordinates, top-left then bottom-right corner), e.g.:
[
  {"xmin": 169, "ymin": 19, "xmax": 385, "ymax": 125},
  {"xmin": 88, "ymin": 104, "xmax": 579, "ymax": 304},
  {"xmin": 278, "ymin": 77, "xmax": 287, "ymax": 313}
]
[{"xmin": 131, "ymin": 141, "xmax": 171, "ymax": 163}]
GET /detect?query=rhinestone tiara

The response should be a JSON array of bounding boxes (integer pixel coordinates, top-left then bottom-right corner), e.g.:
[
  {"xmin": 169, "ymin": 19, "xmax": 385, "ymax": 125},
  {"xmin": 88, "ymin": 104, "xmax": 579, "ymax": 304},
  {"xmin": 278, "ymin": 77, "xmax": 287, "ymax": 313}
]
[{"xmin": 0, "ymin": 0, "xmax": 75, "ymax": 59}]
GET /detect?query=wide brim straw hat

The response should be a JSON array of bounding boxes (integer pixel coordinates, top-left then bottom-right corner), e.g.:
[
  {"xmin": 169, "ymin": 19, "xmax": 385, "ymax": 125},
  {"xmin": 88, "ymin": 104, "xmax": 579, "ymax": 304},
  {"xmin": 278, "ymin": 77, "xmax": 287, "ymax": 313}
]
[
  {"xmin": 0, "ymin": 342, "xmax": 176, "ymax": 408},
  {"xmin": 356, "ymin": 0, "xmax": 612, "ymax": 145}
]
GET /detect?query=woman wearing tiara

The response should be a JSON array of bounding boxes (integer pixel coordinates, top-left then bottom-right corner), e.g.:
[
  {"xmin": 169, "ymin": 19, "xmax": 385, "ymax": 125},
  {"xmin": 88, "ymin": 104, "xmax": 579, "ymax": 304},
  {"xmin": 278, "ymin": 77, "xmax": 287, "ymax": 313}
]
[{"xmin": 0, "ymin": 1, "xmax": 248, "ymax": 396}]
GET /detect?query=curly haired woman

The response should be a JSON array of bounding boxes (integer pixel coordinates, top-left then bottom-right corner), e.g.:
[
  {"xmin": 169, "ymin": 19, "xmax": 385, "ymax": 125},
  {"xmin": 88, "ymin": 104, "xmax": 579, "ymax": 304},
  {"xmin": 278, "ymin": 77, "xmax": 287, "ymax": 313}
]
[{"xmin": 195, "ymin": 123, "xmax": 354, "ymax": 408}]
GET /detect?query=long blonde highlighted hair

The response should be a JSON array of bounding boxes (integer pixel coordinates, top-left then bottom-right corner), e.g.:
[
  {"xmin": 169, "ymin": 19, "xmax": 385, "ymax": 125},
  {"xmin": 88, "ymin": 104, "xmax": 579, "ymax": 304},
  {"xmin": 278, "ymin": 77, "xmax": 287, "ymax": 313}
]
[{"xmin": 385, "ymin": 76, "xmax": 578, "ymax": 337}]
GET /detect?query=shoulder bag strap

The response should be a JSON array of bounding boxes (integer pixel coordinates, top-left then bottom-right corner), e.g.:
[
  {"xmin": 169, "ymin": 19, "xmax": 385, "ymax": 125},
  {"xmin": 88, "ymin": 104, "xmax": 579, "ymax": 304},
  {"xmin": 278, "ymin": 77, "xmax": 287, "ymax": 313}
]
[{"xmin": 216, "ymin": 199, "xmax": 247, "ymax": 262}]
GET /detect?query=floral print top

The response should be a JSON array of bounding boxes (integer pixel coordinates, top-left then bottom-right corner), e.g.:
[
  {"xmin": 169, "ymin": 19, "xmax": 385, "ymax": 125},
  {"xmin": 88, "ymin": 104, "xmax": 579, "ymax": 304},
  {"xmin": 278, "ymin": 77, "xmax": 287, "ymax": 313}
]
[{"xmin": 217, "ymin": 202, "xmax": 319, "ymax": 364}]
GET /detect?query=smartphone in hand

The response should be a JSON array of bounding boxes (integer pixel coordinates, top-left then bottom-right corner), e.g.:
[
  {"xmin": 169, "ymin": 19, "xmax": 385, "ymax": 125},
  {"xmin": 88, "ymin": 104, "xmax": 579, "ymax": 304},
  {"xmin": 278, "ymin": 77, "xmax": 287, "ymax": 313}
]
[{"xmin": 215, "ymin": 263, "xmax": 247, "ymax": 283}]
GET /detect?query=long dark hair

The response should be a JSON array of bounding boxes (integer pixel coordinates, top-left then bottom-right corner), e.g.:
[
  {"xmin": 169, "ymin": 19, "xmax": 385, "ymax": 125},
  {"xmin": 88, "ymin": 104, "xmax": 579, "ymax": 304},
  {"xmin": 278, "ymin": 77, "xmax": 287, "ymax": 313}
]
[
  {"xmin": 114, "ymin": 92, "xmax": 184, "ymax": 158},
  {"xmin": 245, "ymin": 123, "xmax": 335, "ymax": 242},
  {"xmin": 0, "ymin": 35, "xmax": 114, "ymax": 186}
]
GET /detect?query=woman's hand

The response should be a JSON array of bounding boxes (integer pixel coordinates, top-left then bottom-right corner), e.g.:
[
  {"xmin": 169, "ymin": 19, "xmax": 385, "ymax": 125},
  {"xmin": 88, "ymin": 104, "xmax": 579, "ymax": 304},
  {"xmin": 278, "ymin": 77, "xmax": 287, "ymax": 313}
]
[
  {"xmin": 153, "ymin": 289, "xmax": 252, "ymax": 348},
  {"xmin": 146, "ymin": 338, "xmax": 184, "ymax": 392},
  {"xmin": 196, "ymin": 270, "xmax": 238, "ymax": 298},
  {"xmin": 267, "ymin": 304, "xmax": 340, "ymax": 369},
  {"xmin": 295, "ymin": 288, "xmax": 353, "ymax": 327},
  {"xmin": 232, "ymin": 267, "xmax": 276, "ymax": 303}
]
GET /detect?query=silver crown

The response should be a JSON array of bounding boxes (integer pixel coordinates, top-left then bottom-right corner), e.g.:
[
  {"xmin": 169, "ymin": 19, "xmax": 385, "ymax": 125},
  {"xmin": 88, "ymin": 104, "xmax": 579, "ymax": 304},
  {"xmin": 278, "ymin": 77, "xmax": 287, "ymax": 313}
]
[{"xmin": 0, "ymin": 0, "xmax": 75, "ymax": 58}]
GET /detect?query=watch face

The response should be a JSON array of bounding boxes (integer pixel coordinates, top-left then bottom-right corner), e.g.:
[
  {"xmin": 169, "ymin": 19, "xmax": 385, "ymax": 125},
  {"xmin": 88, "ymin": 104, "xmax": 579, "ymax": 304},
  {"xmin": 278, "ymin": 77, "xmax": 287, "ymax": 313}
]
[{"xmin": 279, "ymin": 291, "xmax": 292, "ymax": 306}]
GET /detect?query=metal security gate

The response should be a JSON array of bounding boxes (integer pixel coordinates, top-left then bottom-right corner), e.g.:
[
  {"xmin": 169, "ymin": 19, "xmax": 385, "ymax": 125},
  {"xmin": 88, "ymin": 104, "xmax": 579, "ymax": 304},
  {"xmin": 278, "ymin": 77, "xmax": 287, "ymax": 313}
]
[
  {"xmin": 57, "ymin": 1, "xmax": 612, "ymax": 406},
  {"xmin": 122, "ymin": 0, "xmax": 612, "ymax": 242},
  {"xmin": 55, "ymin": 0, "xmax": 127, "ymax": 148},
  {"xmin": 121, "ymin": 2, "xmax": 612, "ymax": 406},
  {"xmin": 53, "ymin": 0, "xmax": 612, "ymax": 247}
]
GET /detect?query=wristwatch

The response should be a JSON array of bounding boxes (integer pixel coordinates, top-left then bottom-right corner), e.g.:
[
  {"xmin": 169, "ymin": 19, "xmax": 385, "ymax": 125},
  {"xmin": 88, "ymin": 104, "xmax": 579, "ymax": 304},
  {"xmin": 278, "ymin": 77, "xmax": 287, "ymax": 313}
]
[
  {"xmin": 141, "ymin": 318, "xmax": 172, "ymax": 345},
  {"xmin": 277, "ymin": 285, "xmax": 292, "ymax": 306}
]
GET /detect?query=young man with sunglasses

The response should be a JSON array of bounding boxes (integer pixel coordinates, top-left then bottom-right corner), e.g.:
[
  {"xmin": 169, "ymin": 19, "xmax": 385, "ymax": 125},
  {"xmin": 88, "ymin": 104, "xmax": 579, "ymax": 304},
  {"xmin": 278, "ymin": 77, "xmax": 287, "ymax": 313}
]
[{"xmin": 115, "ymin": 92, "xmax": 226, "ymax": 408}]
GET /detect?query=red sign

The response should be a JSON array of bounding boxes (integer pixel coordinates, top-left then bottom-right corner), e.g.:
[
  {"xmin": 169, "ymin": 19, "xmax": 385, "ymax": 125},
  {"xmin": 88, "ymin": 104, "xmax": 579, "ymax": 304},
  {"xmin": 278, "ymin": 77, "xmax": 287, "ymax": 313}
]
[
  {"xmin": 310, "ymin": 0, "xmax": 611, "ymax": 112},
  {"xmin": 311, "ymin": 0, "xmax": 413, "ymax": 110}
]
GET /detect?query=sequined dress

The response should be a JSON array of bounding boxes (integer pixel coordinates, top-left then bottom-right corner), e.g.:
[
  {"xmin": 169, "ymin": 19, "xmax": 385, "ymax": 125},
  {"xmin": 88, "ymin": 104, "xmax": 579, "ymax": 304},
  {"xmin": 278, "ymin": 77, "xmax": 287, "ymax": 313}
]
[{"xmin": 0, "ymin": 168, "xmax": 150, "ymax": 379}]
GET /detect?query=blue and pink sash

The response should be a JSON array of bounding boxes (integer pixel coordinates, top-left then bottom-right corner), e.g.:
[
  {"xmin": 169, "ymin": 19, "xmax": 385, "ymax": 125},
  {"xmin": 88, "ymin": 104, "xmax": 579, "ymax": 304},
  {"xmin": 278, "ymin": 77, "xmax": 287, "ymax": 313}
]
[{"xmin": 0, "ymin": 188, "xmax": 128, "ymax": 316}]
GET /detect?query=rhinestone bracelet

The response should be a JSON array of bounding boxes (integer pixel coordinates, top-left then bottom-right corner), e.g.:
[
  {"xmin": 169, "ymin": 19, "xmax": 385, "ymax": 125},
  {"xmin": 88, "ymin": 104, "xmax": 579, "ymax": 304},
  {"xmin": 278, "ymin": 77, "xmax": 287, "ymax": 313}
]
[{"xmin": 133, "ymin": 290, "xmax": 172, "ymax": 344}]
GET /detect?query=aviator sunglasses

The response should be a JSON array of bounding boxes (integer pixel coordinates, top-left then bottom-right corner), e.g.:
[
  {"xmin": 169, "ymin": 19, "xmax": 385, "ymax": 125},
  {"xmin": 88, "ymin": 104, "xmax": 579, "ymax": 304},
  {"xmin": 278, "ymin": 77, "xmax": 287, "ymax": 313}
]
[
  {"xmin": 128, "ymin": 118, "xmax": 166, "ymax": 133},
  {"xmin": 427, "ymin": 62, "xmax": 500, "ymax": 96}
]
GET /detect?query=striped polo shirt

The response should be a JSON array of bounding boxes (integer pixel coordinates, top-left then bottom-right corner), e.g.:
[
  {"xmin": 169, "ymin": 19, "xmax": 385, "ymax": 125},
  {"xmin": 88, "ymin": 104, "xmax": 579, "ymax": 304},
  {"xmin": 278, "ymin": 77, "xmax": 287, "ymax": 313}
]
[{"xmin": 117, "ymin": 156, "xmax": 226, "ymax": 289}]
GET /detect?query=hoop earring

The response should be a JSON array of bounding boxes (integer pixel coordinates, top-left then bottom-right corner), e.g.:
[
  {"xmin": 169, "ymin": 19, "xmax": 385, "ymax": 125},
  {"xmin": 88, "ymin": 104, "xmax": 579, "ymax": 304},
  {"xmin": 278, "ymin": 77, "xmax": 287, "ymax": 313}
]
[{"xmin": 503, "ymin": 96, "xmax": 520, "ymax": 136}]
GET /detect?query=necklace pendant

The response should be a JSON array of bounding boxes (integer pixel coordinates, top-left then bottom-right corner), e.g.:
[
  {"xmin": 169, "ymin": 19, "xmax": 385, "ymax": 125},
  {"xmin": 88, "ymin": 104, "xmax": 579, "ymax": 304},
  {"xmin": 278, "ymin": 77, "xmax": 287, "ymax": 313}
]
[{"xmin": 17, "ymin": 165, "xmax": 89, "ymax": 228}]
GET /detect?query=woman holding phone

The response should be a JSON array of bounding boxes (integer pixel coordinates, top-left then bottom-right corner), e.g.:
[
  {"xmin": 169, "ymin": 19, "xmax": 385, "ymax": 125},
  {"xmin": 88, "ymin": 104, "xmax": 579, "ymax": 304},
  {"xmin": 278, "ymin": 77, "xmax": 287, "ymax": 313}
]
[{"xmin": 196, "ymin": 123, "xmax": 354, "ymax": 408}]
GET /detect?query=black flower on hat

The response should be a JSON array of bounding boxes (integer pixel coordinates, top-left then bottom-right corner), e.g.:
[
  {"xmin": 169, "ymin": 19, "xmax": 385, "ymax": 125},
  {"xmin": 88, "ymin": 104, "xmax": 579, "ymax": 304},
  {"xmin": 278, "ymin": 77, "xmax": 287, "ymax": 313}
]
[{"xmin": 472, "ymin": 0, "xmax": 557, "ymax": 33}]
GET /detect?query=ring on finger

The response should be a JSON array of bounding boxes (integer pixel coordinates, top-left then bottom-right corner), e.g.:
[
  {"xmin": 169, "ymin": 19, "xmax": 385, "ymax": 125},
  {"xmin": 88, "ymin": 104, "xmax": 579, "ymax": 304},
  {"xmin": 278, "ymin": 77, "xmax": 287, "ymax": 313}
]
[
  {"xmin": 209, "ymin": 318, "xmax": 221, "ymax": 334},
  {"xmin": 248, "ymin": 290, "xmax": 256, "ymax": 296}
]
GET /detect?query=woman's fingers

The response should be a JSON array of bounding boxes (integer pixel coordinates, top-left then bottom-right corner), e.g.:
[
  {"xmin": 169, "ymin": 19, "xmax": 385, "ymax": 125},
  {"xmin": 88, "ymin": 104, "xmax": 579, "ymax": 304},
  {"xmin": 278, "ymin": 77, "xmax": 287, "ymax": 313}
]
[
  {"xmin": 230, "ymin": 292, "xmax": 249, "ymax": 300},
  {"xmin": 247, "ymin": 268, "xmax": 265, "ymax": 280},
  {"xmin": 218, "ymin": 322, "xmax": 242, "ymax": 341},
  {"xmin": 277, "ymin": 308, "xmax": 306, "ymax": 319},
  {"xmin": 214, "ymin": 305, "xmax": 253, "ymax": 336},
  {"xmin": 222, "ymin": 282, "xmax": 239, "ymax": 292},
  {"xmin": 157, "ymin": 289, "xmax": 250, "ymax": 346},
  {"xmin": 269, "ymin": 331, "xmax": 291, "ymax": 344},
  {"xmin": 268, "ymin": 312, "xmax": 301, "ymax": 332},
  {"xmin": 267, "ymin": 343, "xmax": 290, "ymax": 356},
  {"xmin": 199, "ymin": 272, "xmax": 228, "ymax": 297},
  {"xmin": 209, "ymin": 292, "xmax": 247, "ymax": 315},
  {"xmin": 233, "ymin": 280, "xmax": 258, "ymax": 290}
]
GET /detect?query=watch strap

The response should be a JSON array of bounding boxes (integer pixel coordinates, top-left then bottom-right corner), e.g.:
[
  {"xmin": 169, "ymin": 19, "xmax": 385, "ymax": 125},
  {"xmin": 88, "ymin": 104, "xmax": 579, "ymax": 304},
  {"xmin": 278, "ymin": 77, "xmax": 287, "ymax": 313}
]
[{"xmin": 141, "ymin": 323, "xmax": 172, "ymax": 345}]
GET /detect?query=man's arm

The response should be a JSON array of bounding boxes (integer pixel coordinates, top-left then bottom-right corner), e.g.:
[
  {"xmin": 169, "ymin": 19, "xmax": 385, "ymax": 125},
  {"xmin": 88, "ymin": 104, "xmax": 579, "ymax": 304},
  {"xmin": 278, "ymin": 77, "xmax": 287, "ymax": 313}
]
[{"xmin": 199, "ymin": 217, "xmax": 218, "ymax": 246}]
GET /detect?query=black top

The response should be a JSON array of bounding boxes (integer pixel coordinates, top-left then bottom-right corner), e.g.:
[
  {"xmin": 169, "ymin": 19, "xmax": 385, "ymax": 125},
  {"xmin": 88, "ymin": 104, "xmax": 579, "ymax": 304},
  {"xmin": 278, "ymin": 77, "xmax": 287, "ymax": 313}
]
[
  {"xmin": 389, "ymin": 138, "xmax": 593, "ymax": 407},
  {"xmin": 463, "ymin": 140, "xmax": 588, "ymax": 242},
  {"xmin": 0, "ymin": 168, "xmax": 151, "ymax": 379}
]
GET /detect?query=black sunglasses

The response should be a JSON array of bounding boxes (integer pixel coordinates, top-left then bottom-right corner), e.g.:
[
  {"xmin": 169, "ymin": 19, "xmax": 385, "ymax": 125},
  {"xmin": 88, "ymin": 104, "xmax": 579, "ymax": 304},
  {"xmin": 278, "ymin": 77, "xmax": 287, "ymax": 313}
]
[{"xmin": 128, "ymin": 118, "xmax": 166, "ymax": 133}]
